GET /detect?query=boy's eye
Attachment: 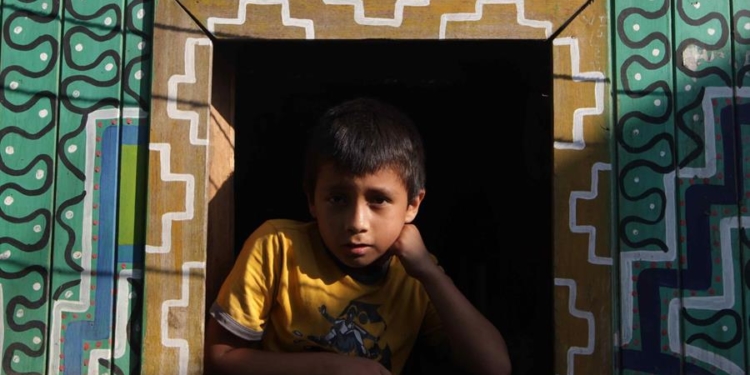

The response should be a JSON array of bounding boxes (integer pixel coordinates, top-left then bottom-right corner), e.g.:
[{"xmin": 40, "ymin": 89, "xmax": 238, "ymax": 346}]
[
  {"xmin": 370, "ymin": 196, "xmax": 390, "ymax": 205},
  {"xmin": 326, "ymin": 195, "xmax": 346, "ymax": 205}
]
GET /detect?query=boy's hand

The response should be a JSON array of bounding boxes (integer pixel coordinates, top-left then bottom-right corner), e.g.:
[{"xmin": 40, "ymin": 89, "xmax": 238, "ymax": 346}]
[
  {"xmin": 389, "ymin": 224, "xmax": 441, "ymax": 280},
  {"xmin": 329, "ymin": 355, "xmax": 392, "ymax": 375}
]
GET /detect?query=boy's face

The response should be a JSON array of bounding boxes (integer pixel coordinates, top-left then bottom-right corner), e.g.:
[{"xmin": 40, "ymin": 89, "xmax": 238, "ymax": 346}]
[{"xmin": 309, "ymin": 163, "xmax": 424, "ymax": 269}]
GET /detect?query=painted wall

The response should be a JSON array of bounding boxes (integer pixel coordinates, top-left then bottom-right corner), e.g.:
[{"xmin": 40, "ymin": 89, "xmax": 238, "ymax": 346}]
[
  {"xmin": 2, "ymin": 1, "xmax": 745, "ymax": 375},
  {"xmin": 613, "ymin": 1, "xmax": 750, "ymax": 374},
  {"xmin": 0, "ymin": 0, "xmax": 152, "ymax": 374}
]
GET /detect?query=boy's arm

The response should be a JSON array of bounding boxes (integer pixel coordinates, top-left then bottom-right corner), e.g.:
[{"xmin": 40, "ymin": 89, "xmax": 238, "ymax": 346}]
[
  {"xmin": 391, "ymin": 224, "xmax": 512, "ymax": 375},
  {"xmin": 205, "ymin": 317, "xmax": 392, "ymax": 375}
]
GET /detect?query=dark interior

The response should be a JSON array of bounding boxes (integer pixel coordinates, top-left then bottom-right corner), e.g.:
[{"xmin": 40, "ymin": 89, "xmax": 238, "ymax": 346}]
[{"xmin": 228, "ymin": 39, "xmax": 552, "ymax": 375}]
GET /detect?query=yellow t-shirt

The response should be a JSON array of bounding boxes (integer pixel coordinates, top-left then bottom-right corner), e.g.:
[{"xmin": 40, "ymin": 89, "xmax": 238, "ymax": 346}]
[{"xmin": 211, "ymin": 219, "xmax": 444, "ymax": 374}]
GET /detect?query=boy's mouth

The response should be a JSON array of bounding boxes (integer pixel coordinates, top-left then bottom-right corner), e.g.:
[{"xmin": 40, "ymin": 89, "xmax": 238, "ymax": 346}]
[{"xmin": 343, "ymin": 243, "xmax": 371, "ymax": 255}]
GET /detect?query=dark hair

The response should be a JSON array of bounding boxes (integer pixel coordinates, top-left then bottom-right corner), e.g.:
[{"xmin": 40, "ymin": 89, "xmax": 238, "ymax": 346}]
[{"xmin": 303, "ymin": 97, "xmax": 426, "ymax": 200}]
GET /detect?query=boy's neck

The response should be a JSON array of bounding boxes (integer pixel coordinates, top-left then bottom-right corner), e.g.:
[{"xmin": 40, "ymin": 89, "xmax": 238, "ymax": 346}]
[{"xmin": 327, "ymin": 250, "xmax": 392, "ymax": 285}]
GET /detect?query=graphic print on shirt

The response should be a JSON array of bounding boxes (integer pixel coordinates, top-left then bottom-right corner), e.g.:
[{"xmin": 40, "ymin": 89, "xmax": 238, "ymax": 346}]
[{"xmin": 305, "ymin": 301, "xmax": 392, "ymax": 370}]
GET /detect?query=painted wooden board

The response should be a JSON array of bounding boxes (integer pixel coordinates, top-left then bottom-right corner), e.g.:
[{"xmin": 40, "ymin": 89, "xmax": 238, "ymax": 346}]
[
  {"xmin": 177, "ymin": 0, "xmax": 589, "ymax": 40},
  {"xmin": 550, "ymin": 1, "xmax": 612, "ymax": 374},
  {"xmin": 50, "ymin": 1, "xmax": 150, "ymax": 374},
  {"xmin": 49, "ymin": 2, "xmax": 127, "ymax": 374},
  {"xmin": 141, "ymin": 0, "xmax": 212, "ymax": 374},
  {"xmin": 1, "ymin": 1, "xmax": 152, "ymax": 374},
  {"xmin": 614, "ymin": 1, "xmax": 680, "ymax": 373},
  {"xmin": 0, "ymin": 0, "xmax": 61, "ymax": 373},
  {"xmin": 732, "ymin": 2, "xmax": 750, "ymax": 91},
  {"xmin": 110, "ymin": 1, "xmax": 154, "ymax": 373},
  {"xmin": 733, "ymin": 0, "xmax": 750, "ymax": 371},
  {"xmin": 2, "ymin": 0, "xmax": 748, "ymax": 373},
  {"xmin": 673, "ymin": 2, "xmax": 745, "ymax": 374},
  {"xmin": 613, "ymin": 1, "xmax": 750, "ymax": 374}
]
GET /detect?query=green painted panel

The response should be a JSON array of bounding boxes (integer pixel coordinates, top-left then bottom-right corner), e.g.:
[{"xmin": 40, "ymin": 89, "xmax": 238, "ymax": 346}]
[{"xmin": 0, "ymin": 0, "xmax": 61, "ymax": 373}]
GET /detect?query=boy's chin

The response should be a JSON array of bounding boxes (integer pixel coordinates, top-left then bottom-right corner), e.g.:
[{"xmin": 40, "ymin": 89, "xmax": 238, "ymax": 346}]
[{"xmin": 337, "ymin": 253, "xmax": 392, "ymax": 271}]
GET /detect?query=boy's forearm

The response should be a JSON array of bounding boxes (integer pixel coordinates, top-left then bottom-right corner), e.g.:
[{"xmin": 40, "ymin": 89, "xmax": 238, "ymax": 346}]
[
  {"xmin": 206, "ymin": 317, "xmax": 391, "ymax": 375},
  {"xmin": 210, "ymin": 347, "xmax": 341, "ymax": 375},
  {"xmin": 418, "ymin": 267, "xmax": 512, "ymax": 375}
]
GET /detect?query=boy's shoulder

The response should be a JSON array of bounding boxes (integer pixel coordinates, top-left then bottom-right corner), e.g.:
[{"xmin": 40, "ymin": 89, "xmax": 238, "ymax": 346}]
[
  {"xmin": 261, "ymin": 218, "xmax": 311, "ymax": 229},
  {"xmin": 255, "ymin": 218, "xmax": 318, "ymax": 242}
]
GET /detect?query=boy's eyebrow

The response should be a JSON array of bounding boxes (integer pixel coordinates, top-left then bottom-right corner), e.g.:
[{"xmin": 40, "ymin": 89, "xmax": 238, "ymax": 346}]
[
  {"xmin": 320, "ymin": 183, "xmax": 399, "ymax": 196},
  {"xmin": 319, "ymin": 181, "xmax": 354, "ymax": 191},
  {"xmin": 365, "ymin": 186, "xmax": 396, "ymax": 196}
]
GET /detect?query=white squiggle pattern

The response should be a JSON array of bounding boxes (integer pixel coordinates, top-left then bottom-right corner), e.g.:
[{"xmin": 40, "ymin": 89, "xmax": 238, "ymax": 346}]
[
  {"xmin": 145, "ymin": 143, "xmax": 195, "ymax": 254},
  {"xmin": 553, "ymin": 37, "xmax": 606, "ymax": 150},
  {"xmin": 207, "ymin": 0, "xmax": 315, "ymax": 38},
  {"xmin": 555, "ymin": 278, "xmax": 595, "ymax": 375},
  {"xmin": 569, "ymin": 162, "xmax": 612, "ymax": 265},
  {"xmin": 322, "ymin": 0, "xmax": 429, "ymax": 27},
  {"xmin": 167, "ymin": 38, "xmax": 212, "ymax": 147},
  {"xmin": 161, "ymin": 261, "xmax": 206, "ymax": 375},
  {"xmin": 620, "ymin": 87, "xmax": 750, "ymax": 372},
  {"xmin": 439, "ymin": 0, "xmax": 552, "ymax": 39},
  {"xmin": 48, "ymin": 108, "xmax": 147, "ymax": 375}
]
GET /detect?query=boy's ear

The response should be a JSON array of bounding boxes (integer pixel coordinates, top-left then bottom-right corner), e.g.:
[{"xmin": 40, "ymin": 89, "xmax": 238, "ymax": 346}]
[
  {"xmin": 404, "ymin": 189, "xmax": 426, "ymax": 223},
  {"xmin": 306, "ymin": 193, "xmax": 317, "ymax": 219}
]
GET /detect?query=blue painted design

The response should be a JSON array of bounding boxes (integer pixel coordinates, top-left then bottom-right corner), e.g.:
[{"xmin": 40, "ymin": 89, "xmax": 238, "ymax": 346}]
[
  {"xmin": 121, "ymin": 123, "xmax": 147, "ymax": 145},
  {"xmin": 116, "ymin": 244, "xmax": 144, "ymax": 264},
  {"xmin": 63, "ymin": 125, "xmax": 119, "ymax": 375}
]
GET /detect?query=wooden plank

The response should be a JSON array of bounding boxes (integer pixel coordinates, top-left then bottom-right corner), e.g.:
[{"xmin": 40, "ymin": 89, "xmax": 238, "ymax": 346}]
[
  {"xmin": 179, "ymin": 0, "xmax": 587, "ymax": 40},
  {"xmin": 110, "ymin": 114, "xmax": 148, "ymax": 375},
  {"xmin": 141, "ymin": 0, "xmax": 212, "ymax": 374},
  {"xmin": 0, "ymin": 1, "xmax": 61, "ymax": 373},
  {"xmin": 551, "ymin": 0, "xmax": 612, "ymax": 374},
  {"xmin": 48, "ymin": 1, "xmax": 127, "ymax": 374},
  {"xmin": 672, "ymin": 2, "xmax": 745, "ymax": 374},
  {"xmin": 734, "ymin": 3, "xmax": 750, "ymax": 90},
  {"xmin": 108, "ymin": 0, "xmax": 154, "ymax": 373},
  {"xmin": 612, "ymin": 1, "xmax": 681, "ymax": 374},
  {"xmin": 733, "ymin": 0, "xmax": 750, "ymax": 372}
]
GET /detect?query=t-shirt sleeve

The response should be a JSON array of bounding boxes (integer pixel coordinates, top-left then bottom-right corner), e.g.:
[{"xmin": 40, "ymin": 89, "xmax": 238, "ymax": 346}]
[{"xmin": 210, "ymin": 221, "xmax": 282, "ymax": 341}]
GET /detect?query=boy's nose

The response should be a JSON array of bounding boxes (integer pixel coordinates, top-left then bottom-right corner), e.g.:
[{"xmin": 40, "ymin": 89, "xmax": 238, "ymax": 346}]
[{"xmin": 346, "ymin": 202, "xmax": 369, "ymax": 233}]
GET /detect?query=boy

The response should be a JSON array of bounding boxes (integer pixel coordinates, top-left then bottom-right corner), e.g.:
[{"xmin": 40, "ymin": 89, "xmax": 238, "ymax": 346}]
[{"xmin": 205, "ymin": 97, "xmax": 511, "ymax": 375}]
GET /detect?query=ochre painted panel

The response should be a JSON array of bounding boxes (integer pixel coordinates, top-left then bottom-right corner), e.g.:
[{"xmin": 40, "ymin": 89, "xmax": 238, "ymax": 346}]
[
  {"xmin": 551, "ymin": 1, "xmax": 612, "ymax": 375},
  {"xmin": 141, "ymin": 0, "xmax": 212, "ymax": 374},
  {"xmin": 179, "ymin": 0, "xmax": 588, "ymax": 40}
]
